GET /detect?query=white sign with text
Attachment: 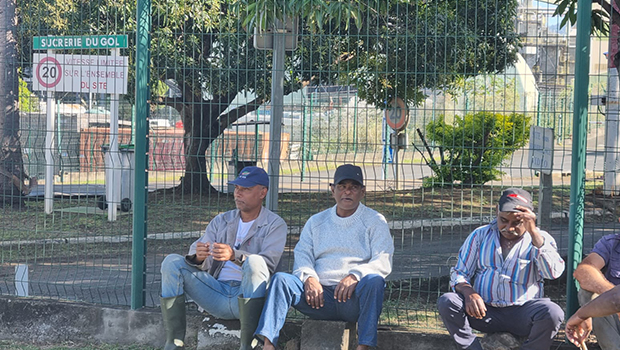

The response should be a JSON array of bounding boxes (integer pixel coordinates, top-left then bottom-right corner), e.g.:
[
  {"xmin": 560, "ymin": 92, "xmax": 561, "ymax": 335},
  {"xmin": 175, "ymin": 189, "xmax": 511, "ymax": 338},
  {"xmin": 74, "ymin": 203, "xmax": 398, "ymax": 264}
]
[
  {"xmin": 529, "ymin": 126, "xmax": 554, "ymax": 175},
  {"xmin": 32, "ymin": 53, "xmax": 128, "ymax": 94}
]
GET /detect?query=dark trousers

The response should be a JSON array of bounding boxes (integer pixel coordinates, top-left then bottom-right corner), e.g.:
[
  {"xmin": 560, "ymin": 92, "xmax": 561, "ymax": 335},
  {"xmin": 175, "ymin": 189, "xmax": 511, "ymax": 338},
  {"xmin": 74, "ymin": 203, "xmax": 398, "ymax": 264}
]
[{"xmin": 437, "ymin": 292, "xmax": 564, "ymax": 350}]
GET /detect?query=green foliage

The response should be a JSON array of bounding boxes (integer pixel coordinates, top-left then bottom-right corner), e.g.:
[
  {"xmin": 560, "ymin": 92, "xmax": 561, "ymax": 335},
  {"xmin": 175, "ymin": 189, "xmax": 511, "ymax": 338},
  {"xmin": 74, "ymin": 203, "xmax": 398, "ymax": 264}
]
[
  {"xmin": 341, "ymin": 0, "xmax": 521, "ymax": 108},
  {"xmin": 553, "ymin": 0, "xmax": 610, "ymax": 35},
  {"xmin": 18, "ymin": 78, "xmax": 39, "ymax": 112},
  {"xmin": 420, "ymin": 112, "xmax": 531, "ymax": 186},
  {"xmin": 16, "ymin": 0, "xmax": 522, "ymax": 191}
]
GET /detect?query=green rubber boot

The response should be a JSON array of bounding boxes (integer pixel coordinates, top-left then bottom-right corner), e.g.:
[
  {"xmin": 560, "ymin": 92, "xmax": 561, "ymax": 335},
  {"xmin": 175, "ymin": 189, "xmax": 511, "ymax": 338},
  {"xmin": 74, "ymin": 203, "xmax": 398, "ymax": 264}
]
[
  {"xmin": 160, "ymin": 295, "xmax": 186, "ymax": 350},
  {"xmin": 238, "ymin": 296, "xmax": 265, "ymax": 350}
]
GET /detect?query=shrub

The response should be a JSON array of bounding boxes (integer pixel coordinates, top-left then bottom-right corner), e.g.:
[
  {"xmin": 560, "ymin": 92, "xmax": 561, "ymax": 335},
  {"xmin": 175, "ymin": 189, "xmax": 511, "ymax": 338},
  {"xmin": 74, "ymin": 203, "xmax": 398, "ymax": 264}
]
[{"xmin": 416, "ymin": 111, "xmax": 530, "ymax": 186}]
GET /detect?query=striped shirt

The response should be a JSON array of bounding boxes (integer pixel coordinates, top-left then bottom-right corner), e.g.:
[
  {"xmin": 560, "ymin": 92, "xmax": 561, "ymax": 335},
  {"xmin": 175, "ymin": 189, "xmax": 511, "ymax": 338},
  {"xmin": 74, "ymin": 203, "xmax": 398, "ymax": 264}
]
[{"xmin": 450, "ymin": 219, "xmax": 565, "ymax": 307}]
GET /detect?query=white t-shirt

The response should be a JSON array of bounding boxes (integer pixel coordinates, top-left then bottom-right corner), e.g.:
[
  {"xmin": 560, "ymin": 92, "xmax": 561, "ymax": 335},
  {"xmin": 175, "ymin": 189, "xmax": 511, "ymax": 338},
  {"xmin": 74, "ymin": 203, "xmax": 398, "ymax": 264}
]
[{"xmin": 218, "ymin": 218, "xmax": 255, "ymax": 281}]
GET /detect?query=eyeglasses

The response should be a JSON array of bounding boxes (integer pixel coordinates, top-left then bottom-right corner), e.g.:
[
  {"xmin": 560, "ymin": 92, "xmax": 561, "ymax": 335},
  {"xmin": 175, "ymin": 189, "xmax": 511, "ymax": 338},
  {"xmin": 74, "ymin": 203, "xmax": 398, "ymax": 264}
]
[
  {"xmin": 332, "ymin": 183, "xmax": 363, "ymax": 193},
  {"xmin": 499, "ymin": 217, "xmax": 524, "ymax": 228}
]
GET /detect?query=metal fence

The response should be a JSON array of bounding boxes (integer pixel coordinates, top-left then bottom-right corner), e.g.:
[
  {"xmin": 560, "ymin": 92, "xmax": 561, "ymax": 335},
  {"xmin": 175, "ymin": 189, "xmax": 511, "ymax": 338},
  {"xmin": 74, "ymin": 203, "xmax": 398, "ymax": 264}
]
[{"xmin": 2, "ymin": 0, "xmax": 619, "ymax": 333}]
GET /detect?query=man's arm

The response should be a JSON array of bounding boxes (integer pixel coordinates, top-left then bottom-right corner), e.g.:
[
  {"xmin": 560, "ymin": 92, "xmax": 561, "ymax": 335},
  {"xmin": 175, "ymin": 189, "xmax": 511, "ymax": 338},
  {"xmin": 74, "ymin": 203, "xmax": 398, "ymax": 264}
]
[
  {"xmin": 565, "ymin": 284, "xmax": 620, "ymax": 347},
  {"xmin": 348, "ymin": 220, "xmax": 394, "ymax": 280},
  {"xmin": 292, "ymin": 221, "xmax": 320, "ymax": 283},
  {"xmin": 574, "ymin": 253, "xmax": 615, "ymax": 295},
  {"xmin": 234, "ymin": 216, "xmax": 288, "ymax": 274},
  {"xmin": 514, "ymin": 205, "xmax": 565, "ymax": 279}
]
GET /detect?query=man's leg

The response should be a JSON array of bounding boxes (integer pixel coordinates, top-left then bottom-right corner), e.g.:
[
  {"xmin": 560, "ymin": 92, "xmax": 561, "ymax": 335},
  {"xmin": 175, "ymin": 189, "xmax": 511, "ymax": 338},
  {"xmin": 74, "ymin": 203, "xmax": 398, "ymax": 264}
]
[
  {"xmin": 579, "ymin": 289, "xmax": 620, "ymax": 350},
  {"xmin": 240, "ymin": 254, "xmax": 270, "ymax": 298},
  {"xmin": 464, "ymin": 298, "xmax": 563, "ymax": 350},
  {"xmin": 437, "ymin": 293, "xmax": 483, "ymax": 350},
  {"xmin": 326, "ymin": 274, "xmax": 384, "ymax": 348},
  {"xmin": 160, "ymin": 253, "xmax": 239, "ymax": 319},
  {"xmin": 238, "ymin": 255, "xmax": 270, "ymax": 350},
  {"xmin": 255, "ymin": 272, "xmax": 306, "ymax": 347}
]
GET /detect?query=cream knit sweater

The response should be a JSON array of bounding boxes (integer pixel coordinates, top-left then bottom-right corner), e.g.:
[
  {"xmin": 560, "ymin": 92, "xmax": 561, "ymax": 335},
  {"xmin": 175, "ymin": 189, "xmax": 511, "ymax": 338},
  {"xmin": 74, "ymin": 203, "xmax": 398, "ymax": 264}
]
[{"xmin": 293, "ymin": 203, "xmax": 394, "ymax": 286}]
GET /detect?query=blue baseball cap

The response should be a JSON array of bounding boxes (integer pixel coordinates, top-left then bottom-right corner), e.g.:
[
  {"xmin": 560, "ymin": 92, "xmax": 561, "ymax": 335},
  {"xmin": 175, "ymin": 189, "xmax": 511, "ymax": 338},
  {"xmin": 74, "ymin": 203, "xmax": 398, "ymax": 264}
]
[{"xmin": 228, "ymin": 166, "xmax": 269, "ymax": 188}]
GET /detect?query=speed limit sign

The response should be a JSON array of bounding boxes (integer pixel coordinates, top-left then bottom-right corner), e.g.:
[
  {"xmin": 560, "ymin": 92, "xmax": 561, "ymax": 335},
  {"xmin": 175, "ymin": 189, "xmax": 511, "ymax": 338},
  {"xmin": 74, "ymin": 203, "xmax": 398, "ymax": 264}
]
[
  {"xmin": 33, "ymin": 55, "xmax": 63, "ymax": 90},
  {"xmin": 384, "ymin": 97, "xmax": 409, "ymax": 132}
]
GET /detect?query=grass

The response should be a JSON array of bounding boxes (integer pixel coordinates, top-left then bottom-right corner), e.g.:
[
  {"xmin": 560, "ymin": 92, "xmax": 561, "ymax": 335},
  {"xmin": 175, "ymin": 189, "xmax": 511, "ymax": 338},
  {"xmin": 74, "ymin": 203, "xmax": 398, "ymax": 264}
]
[{"xmin": 1, "ymin": 181, "xmax": 616, "ymax": 243}]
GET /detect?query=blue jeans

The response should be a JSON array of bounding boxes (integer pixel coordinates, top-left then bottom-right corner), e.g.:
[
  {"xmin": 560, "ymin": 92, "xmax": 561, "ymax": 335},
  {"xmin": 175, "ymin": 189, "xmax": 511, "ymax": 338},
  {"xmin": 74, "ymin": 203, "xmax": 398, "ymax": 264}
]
[
  {"xmin": 437, "ymin": 292, "xmax": 564, "ymax": 350},
  {"xmin": 160, "ymin": 253, "xmax": 270, "ymax": 319},
  {"xmin": 255, "ymin": 272, "xmax": 385, "ymax": 347}
]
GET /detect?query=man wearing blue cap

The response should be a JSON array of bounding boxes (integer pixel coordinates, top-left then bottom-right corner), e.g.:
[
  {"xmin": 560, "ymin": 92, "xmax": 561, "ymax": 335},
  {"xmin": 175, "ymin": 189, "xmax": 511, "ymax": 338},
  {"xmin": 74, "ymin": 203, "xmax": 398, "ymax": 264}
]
[
  {"xmin": 256, "ymin": 164, "xmax": 394, "ymax": 350},
  {"xmin": 437, "ymin": 188, "xmax": 565, "ymax": 350},
  {"xmin": 159, "ymin": 166, "xmax": 287, "ymax": 350}
]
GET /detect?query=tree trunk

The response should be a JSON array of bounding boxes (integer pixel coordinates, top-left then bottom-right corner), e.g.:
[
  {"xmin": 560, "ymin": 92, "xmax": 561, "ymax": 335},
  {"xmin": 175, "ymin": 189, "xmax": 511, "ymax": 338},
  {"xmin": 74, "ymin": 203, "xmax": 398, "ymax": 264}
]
[
  {"xmin": 180, "ymin": 103, "xmax": 221, "ymax": 194},
  {"xmin": 0, "ymin": 0, "xmax": 25, "ymax": 207}
]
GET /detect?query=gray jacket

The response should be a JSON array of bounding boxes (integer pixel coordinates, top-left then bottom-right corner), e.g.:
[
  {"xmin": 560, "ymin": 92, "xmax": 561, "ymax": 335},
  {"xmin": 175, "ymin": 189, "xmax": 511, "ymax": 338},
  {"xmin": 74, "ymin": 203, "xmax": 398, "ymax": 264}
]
[{"xmin": 186, "ymin": 206, "xmax": 287, "ymax": 279}]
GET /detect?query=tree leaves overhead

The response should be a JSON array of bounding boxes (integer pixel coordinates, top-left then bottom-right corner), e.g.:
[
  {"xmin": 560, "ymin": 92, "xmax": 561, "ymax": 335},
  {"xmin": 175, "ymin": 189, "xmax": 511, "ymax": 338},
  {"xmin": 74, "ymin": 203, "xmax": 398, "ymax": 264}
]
[
  {"xmin": 553, "ymin": 0, "xmax": 612, "ymax": 35},
  {"xmin": 17, "ymin": 0, "xmax": 520, "ymax": 109}
]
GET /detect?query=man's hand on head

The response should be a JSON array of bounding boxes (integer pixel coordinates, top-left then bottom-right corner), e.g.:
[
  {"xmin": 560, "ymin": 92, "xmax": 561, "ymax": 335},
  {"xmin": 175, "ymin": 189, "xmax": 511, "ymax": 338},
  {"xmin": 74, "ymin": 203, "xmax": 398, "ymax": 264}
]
[
  {"xmin": 513, "ymin": 205, "xmax": 537, "ymax": 232},
  {"xmin": 304, "ymin": 277, "xmax": 324, "ymax": 309},
  {"xmin": 335, "ymin": 274, "xmax": 359, "ymax": 302},
  {"xmin": 513, "ymin": 205, "xmax": 544, "ymax": 247},
  {"xmin": 211, "ymin": 242, "xmax": 234, "ymax": 261}
]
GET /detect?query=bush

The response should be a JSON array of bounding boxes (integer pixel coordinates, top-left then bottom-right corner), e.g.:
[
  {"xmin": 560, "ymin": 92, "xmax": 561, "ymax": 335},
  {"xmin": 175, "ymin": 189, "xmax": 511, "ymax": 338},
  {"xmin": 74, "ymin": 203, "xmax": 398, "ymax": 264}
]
[{"xmin": 416, "ymin": 111, "xmax": 530, "ymax": 186}]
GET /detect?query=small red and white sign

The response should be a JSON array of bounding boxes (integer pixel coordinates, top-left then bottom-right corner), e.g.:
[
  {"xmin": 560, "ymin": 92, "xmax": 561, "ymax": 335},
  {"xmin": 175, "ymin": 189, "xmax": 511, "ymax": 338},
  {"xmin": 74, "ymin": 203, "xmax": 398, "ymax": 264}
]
[
  {"xmin": 384, "ymin": 97, "xmax": 409, "ymax": 131},
  {"xmin": 32, "ymin": 53, "xmax": 128, "ymax": 94}
]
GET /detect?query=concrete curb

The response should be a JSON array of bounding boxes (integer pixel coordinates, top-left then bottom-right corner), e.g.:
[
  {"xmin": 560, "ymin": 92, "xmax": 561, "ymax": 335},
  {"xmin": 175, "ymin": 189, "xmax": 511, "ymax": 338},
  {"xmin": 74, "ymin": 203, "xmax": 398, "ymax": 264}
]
[{"xmin": 0, "ymin": 296, "xmax": 599, "ymax": 350}]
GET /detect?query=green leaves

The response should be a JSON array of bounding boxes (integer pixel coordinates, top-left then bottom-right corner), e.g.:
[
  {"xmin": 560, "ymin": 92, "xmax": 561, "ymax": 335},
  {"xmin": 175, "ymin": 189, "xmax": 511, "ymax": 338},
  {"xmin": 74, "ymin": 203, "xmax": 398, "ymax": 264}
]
[
  {"xmin": 553, "ymin": 0, "xmax": 610, "ymax": 35},
  {"xmin": 423, "ymin": 112, "xmax": 531, "ymax": 186}
]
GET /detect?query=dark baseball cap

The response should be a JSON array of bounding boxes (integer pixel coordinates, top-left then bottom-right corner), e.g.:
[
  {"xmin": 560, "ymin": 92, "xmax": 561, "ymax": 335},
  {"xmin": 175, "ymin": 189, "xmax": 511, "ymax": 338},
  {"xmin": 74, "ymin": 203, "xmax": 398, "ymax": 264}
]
[
  {"xmin": 332, "ymin": 164, "xmax": 364, "ymax": 186},
  {"xmin": 228, "ymin": 166, "xmax": 269, "ymax": 188},
  {"xmin": 498, "ymin": 188, "xmax": 534, "ymax": 212}
]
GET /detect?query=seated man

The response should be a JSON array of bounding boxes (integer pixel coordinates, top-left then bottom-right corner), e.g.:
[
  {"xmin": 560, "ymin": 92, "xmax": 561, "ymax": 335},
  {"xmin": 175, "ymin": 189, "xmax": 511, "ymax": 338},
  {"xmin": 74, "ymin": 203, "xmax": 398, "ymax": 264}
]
[
  {"xmin": 255, "ymin": 164, "xmax": 394, "ymax": 350},
  {"xmin": 159, "ymin": 166, "xmax": 287, "ymax": 350},
  {"xmin": 565, "ymin": 284, "xmax": 620, "ymax": 348},
  {"xmin": 437, "ymin": 188, "xmax": 565, "ymax": 350},
  {"xmin": 573, "ymin": 233, "xmax": 620, "ymax": 349}
]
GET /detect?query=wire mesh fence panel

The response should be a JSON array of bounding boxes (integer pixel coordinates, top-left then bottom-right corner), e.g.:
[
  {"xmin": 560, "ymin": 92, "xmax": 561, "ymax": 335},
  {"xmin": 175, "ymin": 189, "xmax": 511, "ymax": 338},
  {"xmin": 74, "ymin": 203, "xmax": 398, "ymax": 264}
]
[{"xmin": 1, "ymin": 0, "xmax": 619, "ymax": 336}]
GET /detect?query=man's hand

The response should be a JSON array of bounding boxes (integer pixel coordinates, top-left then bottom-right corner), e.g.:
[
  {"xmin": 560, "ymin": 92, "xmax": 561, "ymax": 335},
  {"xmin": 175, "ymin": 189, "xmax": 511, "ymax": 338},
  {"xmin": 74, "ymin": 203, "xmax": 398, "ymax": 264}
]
[
  {"xmin": 463, "ymin": 291, "xmax": 487, "ymax": 319},
  {"xmin": 455, "ymin": 283, "xmax": 487, "ymax": 319},
  {"xmin": 335, "ymin": 274, "xmax": 358, "ymax": 302},
  {"xmin": 513, "ymin": 205, "xmax": 543, "ymax": 247},
  {"xmin": 211, "ymin": 242, "xmax": 234, "ymax": 261},
  {"xmin": 195, "ymin": 242, "xmax": 211, "ymax": 263},
  {"xmin": 565, "ymin": 313, "xmax": 592, "ymax": 348},
  {"xmin": 304, "ymin": 277, "xmax": 324, "ymax": 309}
]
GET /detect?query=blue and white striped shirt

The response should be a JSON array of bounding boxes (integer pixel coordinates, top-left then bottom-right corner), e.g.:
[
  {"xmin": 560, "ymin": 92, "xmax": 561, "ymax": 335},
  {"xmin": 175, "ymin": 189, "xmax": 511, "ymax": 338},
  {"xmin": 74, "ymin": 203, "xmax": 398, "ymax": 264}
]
[{"xmin": 450, "ymin": 219, "xmax": 565, "ymax": 307}]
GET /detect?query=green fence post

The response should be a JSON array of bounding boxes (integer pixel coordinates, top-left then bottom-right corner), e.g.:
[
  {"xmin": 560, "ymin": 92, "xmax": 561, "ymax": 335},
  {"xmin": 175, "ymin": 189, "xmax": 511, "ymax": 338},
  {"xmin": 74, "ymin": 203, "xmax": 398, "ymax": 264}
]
[
  {"xmin": 132, "ymin": 0, "xmax": 151, "ymax": 310},
  {"xmin": 566, "ymin": 0, "xmax": 592, "ymax": 319}
]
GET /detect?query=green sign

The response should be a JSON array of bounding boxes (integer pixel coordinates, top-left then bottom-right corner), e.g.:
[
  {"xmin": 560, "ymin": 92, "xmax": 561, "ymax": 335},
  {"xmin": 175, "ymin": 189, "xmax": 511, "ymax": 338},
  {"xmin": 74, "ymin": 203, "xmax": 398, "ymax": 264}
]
[{"xmin": 33, "ymin": 35, "xmax": 128, "ymax": 50}]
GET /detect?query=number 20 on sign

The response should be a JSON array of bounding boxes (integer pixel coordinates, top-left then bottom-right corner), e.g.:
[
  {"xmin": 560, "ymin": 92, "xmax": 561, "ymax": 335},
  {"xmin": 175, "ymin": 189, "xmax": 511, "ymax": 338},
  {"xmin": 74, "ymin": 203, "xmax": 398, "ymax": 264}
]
[{"xmin": 35, "ymin": 56, "xmax": 63, "ymax": 89}]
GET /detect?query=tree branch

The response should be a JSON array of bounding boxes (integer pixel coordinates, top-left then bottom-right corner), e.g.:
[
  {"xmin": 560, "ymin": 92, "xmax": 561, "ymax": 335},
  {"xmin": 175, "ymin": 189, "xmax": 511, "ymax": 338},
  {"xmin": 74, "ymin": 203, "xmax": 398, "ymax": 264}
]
[
  {"xmin": 218, "ymin": 98, "xmax": 265, "ymax": 130},
  {"xmin": 415, "ymin": 128, "xmax": 442, "ymax": 175}
]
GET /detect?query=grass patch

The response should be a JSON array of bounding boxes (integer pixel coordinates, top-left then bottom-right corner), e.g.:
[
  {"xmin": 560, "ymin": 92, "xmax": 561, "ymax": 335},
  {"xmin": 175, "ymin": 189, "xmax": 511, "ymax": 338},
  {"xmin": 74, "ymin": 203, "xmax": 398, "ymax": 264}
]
[{"xmin": 2, "ymin": 183, "xmax": 616, "ymax": 243}]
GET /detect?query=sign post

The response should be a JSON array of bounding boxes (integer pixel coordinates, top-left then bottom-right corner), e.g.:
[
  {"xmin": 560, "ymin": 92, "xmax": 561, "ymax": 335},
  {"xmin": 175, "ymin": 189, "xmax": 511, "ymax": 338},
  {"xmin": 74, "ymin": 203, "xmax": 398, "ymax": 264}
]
[
  {"xmin": 528, "ymin": 126, "xmax": 554, "ymax": 227},
  {"xmin": 384, "ymin": 97, "xmax": 409, "ymax": 189},
  {"xmin": 32, "ymin": 35, "xmax": 128, "ymax": 220}
]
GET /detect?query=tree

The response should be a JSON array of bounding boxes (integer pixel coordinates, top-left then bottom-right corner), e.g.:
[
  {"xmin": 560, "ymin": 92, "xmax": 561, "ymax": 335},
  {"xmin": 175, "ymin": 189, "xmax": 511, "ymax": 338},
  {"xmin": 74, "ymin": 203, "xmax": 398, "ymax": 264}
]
[
  {"xmin": 0, "ymin": 0, "xmax": 34, "ymax": 208},
  {"xmin": 415, "ymin": 112, "xmax": 531, "ymax": 186},
  {"xmin": 16, "ymin": 0, "xmax": 521, "ymax": 193},
  {"xmin": 554, "ymin": 0, "xmax": 620, "ymax": 68}
]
